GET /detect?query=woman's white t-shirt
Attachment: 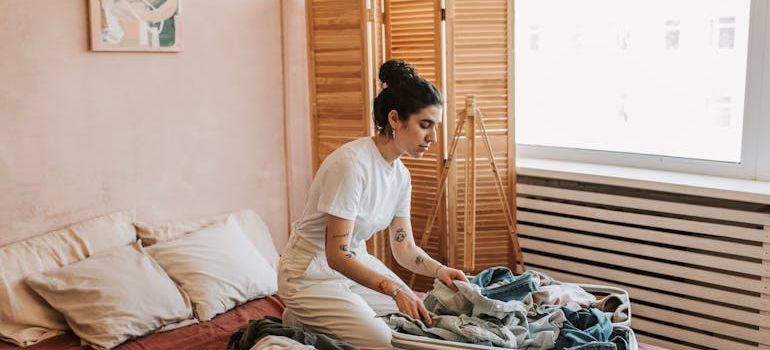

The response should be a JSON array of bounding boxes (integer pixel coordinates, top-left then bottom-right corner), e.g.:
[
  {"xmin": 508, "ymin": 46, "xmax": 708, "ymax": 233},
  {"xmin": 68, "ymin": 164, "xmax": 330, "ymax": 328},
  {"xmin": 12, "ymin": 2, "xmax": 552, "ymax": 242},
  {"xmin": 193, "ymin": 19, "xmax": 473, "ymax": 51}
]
[{"xmin": 293, "ymin": 137, "xmax": 412, "ymax": 252}]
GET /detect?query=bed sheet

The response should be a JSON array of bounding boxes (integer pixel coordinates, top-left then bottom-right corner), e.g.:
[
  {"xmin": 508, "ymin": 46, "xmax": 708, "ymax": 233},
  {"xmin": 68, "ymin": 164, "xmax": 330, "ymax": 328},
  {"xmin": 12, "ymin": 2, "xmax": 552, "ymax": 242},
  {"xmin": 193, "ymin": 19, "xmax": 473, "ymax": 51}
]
[{"xmin": 0, "ymin": 295, "xmax": 285, "ymax": 350}]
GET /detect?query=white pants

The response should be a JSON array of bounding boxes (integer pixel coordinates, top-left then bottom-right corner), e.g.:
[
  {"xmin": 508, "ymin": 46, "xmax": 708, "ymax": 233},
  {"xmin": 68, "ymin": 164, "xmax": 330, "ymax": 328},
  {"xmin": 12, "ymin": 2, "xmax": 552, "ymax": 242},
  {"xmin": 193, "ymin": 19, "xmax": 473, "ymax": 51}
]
[{"xmin": 277, "ymin": 233, "xmax": 403, "ymax": 350}]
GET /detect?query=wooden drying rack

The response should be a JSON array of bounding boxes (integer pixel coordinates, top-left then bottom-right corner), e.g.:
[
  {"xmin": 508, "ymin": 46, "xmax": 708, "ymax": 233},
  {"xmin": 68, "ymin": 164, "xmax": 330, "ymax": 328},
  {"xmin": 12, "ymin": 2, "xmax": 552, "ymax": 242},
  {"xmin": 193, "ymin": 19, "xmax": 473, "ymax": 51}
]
[{"xmin": 409, "ymin": 95, "xmax": 525, "ymax": 287}]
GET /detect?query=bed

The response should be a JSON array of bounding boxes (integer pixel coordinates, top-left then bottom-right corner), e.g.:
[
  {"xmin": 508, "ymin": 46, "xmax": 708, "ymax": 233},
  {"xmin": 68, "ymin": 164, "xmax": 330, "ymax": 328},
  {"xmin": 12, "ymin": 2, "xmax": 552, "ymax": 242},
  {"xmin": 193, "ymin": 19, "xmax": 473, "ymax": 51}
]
[
  {"xmin": 0, "ymin": 296, "xmax": 285, "ymax": 350},
  {"xmin": 0, "ymin": 209, "xmax": 668, "ymax": 350},
  {"xmin": 0, "ymin": 209, "xmax": 282, "ymax": 350}
]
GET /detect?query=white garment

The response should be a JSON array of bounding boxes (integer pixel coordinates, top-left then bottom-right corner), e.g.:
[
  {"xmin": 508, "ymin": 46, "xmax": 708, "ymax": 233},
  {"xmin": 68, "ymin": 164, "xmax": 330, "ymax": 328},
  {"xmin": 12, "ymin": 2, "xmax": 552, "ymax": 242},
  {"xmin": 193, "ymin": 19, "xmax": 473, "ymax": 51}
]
[
  {"xmin": 278, "ymin": 234, "xmax": 401, "ymax": 350},
  {"xmin": 536, "ymin": 284, "xmax": 597, "ymax": 310},
  {"xmin": 293, "ymin": 137, "xmax": 411, "ymax": 251},
  {"xmin": 278, "ymin": 137, "xmax": 413, "ymax": 350},
  {"xmin": 249, "ymin": 335, "xmax": 316, "ymax": 350}
]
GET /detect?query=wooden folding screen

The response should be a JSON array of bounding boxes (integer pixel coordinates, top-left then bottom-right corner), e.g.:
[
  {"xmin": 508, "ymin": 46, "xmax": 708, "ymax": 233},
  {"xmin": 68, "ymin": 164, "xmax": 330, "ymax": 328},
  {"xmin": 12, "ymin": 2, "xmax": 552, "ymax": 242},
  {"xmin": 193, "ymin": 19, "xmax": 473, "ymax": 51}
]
[
  {"xmin": 306, "ymin": 0, "xmax": 376, "ymax": 169},
  {"xmin": 444, "ymin": 0, "xmax": 517, "ymax": 276},
  {"xmin": 305, "ymin": 0, "xmax": 388, "ymax": 258},
  {"xmin": 381, "ymin": 0, "xmax": 446, "ymax": 290},
  {"xmin": 305, "ymin": 0, "xmax": 517, "ymax": 291}
]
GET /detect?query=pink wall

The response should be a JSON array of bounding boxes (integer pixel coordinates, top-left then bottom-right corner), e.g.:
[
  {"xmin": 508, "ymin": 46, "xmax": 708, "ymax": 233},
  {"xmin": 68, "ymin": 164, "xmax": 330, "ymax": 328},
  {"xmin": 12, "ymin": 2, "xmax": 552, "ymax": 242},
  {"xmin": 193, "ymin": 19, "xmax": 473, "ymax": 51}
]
[
  {"xmin": 0, "ymin": 0, "xmax": 307, "ymax": 251},
  {"xmin": 282, "ymin": 0, "xmax": 313, "ymax": 226}
]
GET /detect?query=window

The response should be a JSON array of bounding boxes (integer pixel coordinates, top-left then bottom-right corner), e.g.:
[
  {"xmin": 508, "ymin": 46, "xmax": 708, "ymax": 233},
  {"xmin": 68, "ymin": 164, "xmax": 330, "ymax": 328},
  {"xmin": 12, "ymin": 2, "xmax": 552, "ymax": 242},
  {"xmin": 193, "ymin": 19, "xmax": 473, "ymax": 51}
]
[
  {"xmin": 716, "ymin": 16, "xmax": 736, "ymax": 48},
  {"xmin": 665, "ymin": 19, "xmax": 680, "ymax": 49},
  {"xmin": 515, "ymin": 0, "xmax": 770, "ymax": 182}
]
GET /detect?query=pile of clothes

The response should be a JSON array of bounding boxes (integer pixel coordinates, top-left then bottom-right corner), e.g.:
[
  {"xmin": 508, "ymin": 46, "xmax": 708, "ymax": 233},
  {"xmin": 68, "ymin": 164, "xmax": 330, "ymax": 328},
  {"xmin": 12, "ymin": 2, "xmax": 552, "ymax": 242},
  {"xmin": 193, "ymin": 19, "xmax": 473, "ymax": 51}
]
[{"xmin": 380, "ymin": 267, "xmax": 632, "ymax": 350}]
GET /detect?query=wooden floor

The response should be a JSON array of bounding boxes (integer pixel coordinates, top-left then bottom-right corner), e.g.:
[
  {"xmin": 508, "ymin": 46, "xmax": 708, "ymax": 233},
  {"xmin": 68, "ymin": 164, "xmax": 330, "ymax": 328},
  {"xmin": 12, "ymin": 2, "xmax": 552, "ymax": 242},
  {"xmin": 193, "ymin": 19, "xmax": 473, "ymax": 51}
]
[{"xmin": 639, "ymin": 343, "xmax": 668, "ymax": 350}]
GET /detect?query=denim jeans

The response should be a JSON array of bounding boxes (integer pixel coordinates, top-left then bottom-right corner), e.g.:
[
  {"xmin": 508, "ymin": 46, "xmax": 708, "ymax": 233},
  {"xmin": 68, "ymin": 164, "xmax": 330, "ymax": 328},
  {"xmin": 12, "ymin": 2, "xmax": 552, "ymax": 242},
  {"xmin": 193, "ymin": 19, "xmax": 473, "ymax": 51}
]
[
  {"xmin": 380, "ymin": 312, "xmax": 521, "ymax": 347},
  {"xmin": 423, "ymin": 279, "xmax": 530, "ymax": 330},
  {"xmin": 384, "ymin": 267, "xmax": 633, "ymax": 350},
  {"xmin": 608, "ymin": 326, "xmax": 631, "ymax": 350},
  {"xmin": 559, "ymin": 324, "xmax": 632, "ymax": 350},
  {"xmin": 392, "ymin": 279, "xmax": 532, "ymax": 347},
  {"xmin": 378, "ymin": 312, "xmax": 467, "ymax": 343},
  {"xmin": 470, "ymin": 266, "xmax": 538, "ymax": 302},
  {"xmin": 556, "ymin": 306, "xmax": 615, "ymax": 350}
]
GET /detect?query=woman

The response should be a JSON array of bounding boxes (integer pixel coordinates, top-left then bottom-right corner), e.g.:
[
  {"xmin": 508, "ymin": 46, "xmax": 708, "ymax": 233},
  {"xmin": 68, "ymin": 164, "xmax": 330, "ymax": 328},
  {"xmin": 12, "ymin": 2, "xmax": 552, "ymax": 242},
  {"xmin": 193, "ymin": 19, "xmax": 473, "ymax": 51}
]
[{"xmin": 277, "ymin": 60, "xmax": 468, "ymax": 350}]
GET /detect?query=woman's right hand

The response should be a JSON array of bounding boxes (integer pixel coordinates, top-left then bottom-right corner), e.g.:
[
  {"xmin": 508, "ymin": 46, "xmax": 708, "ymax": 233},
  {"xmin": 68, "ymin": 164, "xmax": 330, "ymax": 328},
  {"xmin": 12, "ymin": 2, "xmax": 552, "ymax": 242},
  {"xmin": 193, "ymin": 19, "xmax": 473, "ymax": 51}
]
[
  {"xmin": 393, "ymin": 286, "xmax": 433, "ymax": 327},
  {"xmin": 436, "ymin": 266, "xmax": 468, "ymax": 292}
]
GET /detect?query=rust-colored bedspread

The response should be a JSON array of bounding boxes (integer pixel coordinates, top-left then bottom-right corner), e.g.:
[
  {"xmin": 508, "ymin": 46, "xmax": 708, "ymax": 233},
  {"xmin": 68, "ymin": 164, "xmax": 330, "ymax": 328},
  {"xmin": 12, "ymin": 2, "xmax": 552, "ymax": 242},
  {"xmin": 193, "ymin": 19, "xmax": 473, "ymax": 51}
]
[
  {"xmin": 0, "ymin": 295, "xmax": 285, "ymax": 350},
  {"xmin": 1, "ymin": 295, "xmax": 670, "ymax": 350}
]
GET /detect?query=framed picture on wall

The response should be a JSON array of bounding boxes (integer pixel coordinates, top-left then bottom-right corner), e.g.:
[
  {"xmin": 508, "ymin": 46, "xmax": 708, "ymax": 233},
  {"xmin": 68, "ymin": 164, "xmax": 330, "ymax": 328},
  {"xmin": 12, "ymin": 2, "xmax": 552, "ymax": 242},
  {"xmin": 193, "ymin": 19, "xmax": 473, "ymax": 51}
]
[{"xmin": 88, "ymin": 0, "xmax": 183, "ymax": 52}]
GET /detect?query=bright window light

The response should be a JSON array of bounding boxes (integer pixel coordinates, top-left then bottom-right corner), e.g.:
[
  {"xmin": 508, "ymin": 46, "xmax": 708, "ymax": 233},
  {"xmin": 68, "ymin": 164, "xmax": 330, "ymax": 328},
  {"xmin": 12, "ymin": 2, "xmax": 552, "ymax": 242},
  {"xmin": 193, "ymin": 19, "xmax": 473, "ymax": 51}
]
[{"xmin": 514, "ymin": 0, "xmax": 750, "ymax": 163}]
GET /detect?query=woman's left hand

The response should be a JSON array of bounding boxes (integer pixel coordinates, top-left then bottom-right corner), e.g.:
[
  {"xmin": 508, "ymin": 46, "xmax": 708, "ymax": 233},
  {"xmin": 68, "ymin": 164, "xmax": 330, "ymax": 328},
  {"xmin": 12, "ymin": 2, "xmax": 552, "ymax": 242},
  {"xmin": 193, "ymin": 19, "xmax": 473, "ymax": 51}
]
[{"xmin": 436, "ymin": 266, "xmax": 468, "ymax": 292}]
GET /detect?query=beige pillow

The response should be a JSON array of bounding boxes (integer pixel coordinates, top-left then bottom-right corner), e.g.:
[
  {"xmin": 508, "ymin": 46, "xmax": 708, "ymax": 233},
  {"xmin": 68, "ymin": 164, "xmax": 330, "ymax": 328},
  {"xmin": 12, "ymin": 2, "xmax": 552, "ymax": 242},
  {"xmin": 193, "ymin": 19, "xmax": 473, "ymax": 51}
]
[
  {"xmin": 25, "ymin": 241, "xmax": 195, "ymax": 350},
  {"xmin": 0, "ymin": 210, "xmax": 137, "ymax": 346},
  {"xmin": 134, "ymin": 209, "xmax": 280, "ymax": 268},
  {"xmin": 145, "ymin": 215, "xmax": 278, "ymax": 321}
]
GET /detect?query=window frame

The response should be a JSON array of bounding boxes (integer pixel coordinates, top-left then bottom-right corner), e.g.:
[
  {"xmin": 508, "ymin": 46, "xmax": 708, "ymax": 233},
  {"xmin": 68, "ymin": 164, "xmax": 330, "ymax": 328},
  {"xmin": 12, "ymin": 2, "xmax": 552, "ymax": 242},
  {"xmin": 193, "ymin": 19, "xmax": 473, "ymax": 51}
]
[{"xmin": 515, "ymin": 0, "xmax": 770, "ymax": 183}]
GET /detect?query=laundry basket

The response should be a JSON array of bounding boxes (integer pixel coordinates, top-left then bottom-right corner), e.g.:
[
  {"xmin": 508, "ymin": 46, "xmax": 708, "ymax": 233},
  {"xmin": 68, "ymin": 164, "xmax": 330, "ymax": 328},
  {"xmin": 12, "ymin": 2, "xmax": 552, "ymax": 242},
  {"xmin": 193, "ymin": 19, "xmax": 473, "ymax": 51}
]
[
  {"xmin": 391, "ymin": 326, "xmax": 637, "ymax": 350},
  {"xmin": 390, "ymin": 282, "xmax": 636, "ymax": 350}
]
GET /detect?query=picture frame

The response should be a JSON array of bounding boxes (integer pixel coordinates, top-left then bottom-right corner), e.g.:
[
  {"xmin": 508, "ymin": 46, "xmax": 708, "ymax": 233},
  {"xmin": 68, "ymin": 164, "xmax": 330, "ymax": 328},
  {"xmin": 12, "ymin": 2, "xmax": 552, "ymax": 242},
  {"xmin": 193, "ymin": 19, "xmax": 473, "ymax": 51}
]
[{"xmin": 88, "ymin": 0, "xmax": 183, "ymax": 52}]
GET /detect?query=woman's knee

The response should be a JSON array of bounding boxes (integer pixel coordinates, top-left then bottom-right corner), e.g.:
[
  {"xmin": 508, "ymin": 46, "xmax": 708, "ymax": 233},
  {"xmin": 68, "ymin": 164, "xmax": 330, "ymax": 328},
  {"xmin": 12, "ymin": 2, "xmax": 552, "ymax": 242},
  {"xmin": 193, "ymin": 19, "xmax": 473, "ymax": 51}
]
[
  {"xmin": 343, "ymin": 318, "xmax": 392, "ymax": 350},
  {"xmin": 289, "ymin": 305, "xmax": 392, "ymax": 349},
  {"xmin": 278, "ymin": 282, "xmax": 393, "ymax": 349}
]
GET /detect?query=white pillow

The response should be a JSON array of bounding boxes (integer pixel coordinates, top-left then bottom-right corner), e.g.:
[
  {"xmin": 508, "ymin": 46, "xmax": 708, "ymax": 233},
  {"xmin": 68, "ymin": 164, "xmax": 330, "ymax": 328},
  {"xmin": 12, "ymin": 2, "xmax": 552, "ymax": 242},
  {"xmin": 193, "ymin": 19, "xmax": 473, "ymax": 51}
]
[
  {"xmin": 25, "ymin": 241, "xmax": 195, "ymax": 350},
  {"xmin": 0, "ymin": 210, "xmax": 137, "ymax": 346},
  {"xmin": 145, "ymin": 215, "xmax": 278, "ymax": 321},
  {"xmin": 134, "ymin": 209, "xmax": 280, "ymax": 269}
]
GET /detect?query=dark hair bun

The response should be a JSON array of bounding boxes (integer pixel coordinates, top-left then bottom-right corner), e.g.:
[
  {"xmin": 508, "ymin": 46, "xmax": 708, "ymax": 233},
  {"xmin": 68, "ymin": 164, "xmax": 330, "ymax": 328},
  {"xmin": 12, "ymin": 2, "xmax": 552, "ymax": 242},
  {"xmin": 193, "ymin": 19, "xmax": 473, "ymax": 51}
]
[{"xmin": 379, "ymin": 59, "xmax": 417, "ymax": 88}]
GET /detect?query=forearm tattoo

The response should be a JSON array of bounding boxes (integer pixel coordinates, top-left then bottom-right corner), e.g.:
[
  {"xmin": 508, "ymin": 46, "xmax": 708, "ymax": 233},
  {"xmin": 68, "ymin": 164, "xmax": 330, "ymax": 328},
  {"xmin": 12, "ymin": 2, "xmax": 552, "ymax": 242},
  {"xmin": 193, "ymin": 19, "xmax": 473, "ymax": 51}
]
[
  {"xmin": 415, "ymin": 256, "xmax": 424, "ymax": 266},
  {"xmin": 332, "ymin": 233, "xmax": 349, "ymax": 239},
  {"xmin": 395, "ymin": 228, "xmax": 407, "ymax": 242},
  {"xmin": 415, "ymin": 255, "xmax": 440, "ymax": 274},
  {"xmin": 340, "ymin": 245, "xmax": 356, "ymax": 258},
  {"xmin": 377, "ymin": 279, "xmax": 388, "ymax": 293}
]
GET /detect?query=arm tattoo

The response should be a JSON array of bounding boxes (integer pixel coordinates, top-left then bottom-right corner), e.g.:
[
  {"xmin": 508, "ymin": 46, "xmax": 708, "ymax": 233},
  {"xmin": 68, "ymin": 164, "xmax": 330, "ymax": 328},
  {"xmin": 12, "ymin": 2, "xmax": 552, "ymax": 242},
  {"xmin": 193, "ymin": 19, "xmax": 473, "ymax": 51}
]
[
  {"xmin": 415, "ymin": 256, "xmax": 424, "ymax": 266},
  {"xmin": 340, "ymin": 245, "xmax": 357, "ymax": 258},
  {"xmin": 377, "ymin": 279, "xmax": 388, "ymax": 293},
  {"xmin": 395, "ymin": 228, "xmax": 407, "ymax": 242},
  {"xmin": 332, "ymin": 233, "xmax": 349, "ymax": 238}
]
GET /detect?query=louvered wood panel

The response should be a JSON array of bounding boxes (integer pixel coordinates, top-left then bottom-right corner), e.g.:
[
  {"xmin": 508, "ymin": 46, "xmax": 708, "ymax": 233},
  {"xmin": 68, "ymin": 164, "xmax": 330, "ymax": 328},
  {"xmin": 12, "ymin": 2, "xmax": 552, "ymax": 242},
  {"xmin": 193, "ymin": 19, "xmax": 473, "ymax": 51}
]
[
  {"xmin": 445, "ymin": 0, "xmax": 517, "ymax": 274},
  {"xmin": 363, "ymin": 0, "xmax": 391, "ymax": 265},
  {"xmin": 307, "ymin": 0, "xmax": 519, "ymax": 293},
  {"xmin": 385, "ymin": 0, "xmax": 442, "ymax": 83},
  {"xmin": 517, "ymin": 177, "xmax": 770, "ymax": 349},
  {"xmin": 307, "ymin": 0, "xmax": 393, "ymax": 263},
  {"xmin": 383, "ymin": 0, "xmax": 444, "ymax": 292},
  {"xmin": 307, "ymin": 0, "xmax": 372, "ymax": 170}
]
